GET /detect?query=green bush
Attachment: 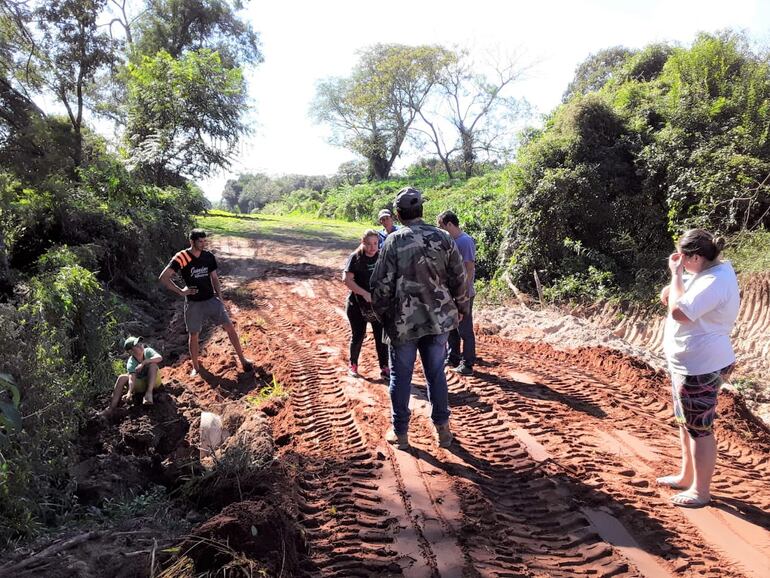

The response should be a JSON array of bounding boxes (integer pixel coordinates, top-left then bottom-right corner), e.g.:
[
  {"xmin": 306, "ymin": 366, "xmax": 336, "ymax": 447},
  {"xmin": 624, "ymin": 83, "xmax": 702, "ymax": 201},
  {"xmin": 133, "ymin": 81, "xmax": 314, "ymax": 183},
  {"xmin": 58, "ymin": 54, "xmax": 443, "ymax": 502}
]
[{"xmin": 0, "ymin": 249, "xmax": 122, "ymax": 544}]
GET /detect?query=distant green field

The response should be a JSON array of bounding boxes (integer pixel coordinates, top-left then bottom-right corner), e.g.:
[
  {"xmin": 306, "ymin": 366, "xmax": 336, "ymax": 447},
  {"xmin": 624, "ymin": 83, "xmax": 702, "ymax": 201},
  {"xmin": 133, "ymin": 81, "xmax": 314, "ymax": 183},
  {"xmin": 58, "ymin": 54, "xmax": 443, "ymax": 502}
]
[{"xmin": 196, "ymin": 210, "xmax": 372, "ymax": 246}]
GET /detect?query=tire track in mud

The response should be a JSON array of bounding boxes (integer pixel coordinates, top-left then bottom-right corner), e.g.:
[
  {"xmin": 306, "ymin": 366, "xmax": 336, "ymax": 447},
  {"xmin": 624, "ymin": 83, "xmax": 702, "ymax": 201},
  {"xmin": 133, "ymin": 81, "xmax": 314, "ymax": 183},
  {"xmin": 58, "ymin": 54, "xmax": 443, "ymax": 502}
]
[
  {"xmin": 452, "ymin": 340, "xmax": 770, "ymax": 578},
  {"xmin": 238, "ymin": 247, "xmax": 769, "ymax": 578},
  {"xmin": 269, "ymin": 277, "xmax": 646, "ymax": 576},
  {"xmin": 259, "ymin": 276, "xmax": 474, "ymax": 577},
  {"xmin": 260, "ymin": 310, "xmax": 404, "ymax": 577}
]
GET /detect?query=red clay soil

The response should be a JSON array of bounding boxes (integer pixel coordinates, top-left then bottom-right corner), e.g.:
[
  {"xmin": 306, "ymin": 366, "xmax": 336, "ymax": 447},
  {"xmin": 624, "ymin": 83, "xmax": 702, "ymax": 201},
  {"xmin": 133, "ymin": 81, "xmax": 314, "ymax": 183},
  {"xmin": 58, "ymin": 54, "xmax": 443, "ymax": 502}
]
[{"xmin": 4, "ymin": 231, "xmax": 769, "ymax": 578}]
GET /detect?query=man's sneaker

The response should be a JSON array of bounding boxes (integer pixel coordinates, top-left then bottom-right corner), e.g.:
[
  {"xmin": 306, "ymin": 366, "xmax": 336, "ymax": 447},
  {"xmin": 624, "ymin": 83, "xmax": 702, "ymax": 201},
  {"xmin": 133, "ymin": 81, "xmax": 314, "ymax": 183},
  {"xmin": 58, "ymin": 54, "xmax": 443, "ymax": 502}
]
[
  {"xmin": 385, "ymin": 429, "xmax": 410, "ymax": 450},
  {"xmin": 445, "ymin": 357, "xmax": 461, "ymax": 368},
  {"xmin": 380, "ymin": 366, "xmax": 391, "ymax": 380},
  {"xmin": 348, "ymin": 363, "xmax": 359, "ymax": 377},
  {"xmin": 436, "ymin": 422, "xmax": 454, "ymax": 448},
  {"xmin": 451, "ymin": 361, "xmax": 473, "ymax": 376}
]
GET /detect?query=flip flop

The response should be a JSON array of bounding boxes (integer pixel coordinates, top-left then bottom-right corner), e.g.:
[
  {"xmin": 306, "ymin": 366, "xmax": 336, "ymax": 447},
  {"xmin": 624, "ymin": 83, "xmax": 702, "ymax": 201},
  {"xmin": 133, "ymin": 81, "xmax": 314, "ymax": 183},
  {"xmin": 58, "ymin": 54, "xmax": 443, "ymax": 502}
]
[
  {"xmin": 656, "ymin": 475, "xmax": 689, "ymax": 490},
  {"xmin": 671, "ymin": 492, "xmax": 709, "ymax": 508}
]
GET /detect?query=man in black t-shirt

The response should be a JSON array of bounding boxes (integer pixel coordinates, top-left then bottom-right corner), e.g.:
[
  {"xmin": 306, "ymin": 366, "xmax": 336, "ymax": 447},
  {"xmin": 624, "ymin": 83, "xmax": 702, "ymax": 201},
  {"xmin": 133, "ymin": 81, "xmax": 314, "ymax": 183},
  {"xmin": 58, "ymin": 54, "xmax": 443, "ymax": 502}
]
[{"xmin": 159, "ymin": 229, "xmax": 253, "ymax": 377}]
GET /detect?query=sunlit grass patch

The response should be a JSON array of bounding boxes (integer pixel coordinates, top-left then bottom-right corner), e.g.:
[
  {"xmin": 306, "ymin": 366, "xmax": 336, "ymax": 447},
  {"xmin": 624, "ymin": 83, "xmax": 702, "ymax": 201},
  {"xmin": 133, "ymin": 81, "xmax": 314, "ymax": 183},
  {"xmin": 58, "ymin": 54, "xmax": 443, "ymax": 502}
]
[
  {"xmin": 246, "ymin": 376, "xmax": 287, "ymax": 406},
  {"xmin": 196, "ymin": 210, "xmax": 370, "ymax": 244}
]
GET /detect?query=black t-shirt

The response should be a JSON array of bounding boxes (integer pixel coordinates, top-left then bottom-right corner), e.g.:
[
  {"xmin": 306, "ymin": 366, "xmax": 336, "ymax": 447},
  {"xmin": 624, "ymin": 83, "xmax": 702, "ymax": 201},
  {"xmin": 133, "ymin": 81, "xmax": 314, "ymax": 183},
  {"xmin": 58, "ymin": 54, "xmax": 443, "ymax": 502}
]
[
  {"xmin": 344, "ymin": 251, "xmax": 378, "ymax": 294},
  {"xmin": 169, "ymin": 249, "xmax": 217, "ymax": 302}
]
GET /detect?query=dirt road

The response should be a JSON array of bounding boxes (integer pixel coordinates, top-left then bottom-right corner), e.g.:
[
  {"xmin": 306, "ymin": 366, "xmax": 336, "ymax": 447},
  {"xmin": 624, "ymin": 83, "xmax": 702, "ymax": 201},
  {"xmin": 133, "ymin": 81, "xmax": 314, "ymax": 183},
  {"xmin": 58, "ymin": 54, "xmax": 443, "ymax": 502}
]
[
  {"xmin": 6, "ymin": 228, "xmax": 767, "ymax": 578},
  {"xmin": 161, "ymin": 231, "xmax": 767, "ymax": 578}
]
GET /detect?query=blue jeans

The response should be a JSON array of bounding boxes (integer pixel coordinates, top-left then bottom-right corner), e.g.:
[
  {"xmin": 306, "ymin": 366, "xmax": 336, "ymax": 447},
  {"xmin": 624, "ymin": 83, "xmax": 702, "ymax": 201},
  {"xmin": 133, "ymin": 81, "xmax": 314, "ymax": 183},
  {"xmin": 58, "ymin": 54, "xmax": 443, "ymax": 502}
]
[
  {"xmin": 389, "ymin": 333, "xmax": 450, "ymax": 435},
  {"xmin": 448, "ymin": 296, "xmax": 475, "ymax": 366}
]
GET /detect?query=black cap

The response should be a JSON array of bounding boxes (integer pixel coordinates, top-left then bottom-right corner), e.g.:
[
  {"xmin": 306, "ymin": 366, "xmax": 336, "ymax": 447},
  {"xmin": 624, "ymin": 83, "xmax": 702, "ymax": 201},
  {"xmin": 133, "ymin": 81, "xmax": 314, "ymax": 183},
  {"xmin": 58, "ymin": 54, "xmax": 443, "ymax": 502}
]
[{"xmin": 394, "ymin": 187, "xmax": 423, "ymax": 210}]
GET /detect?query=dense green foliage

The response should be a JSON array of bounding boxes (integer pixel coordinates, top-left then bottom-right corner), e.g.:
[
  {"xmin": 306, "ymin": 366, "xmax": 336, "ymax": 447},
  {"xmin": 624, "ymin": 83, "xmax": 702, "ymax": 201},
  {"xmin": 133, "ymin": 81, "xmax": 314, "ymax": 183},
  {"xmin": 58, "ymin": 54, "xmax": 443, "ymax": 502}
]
[
  {"xmin": 0, "ymin": 0, "xmax": 253, "ymax": 546},
  {"xmin": 501, "ymin": 31, "xmax": 770, "ymax": 299}
]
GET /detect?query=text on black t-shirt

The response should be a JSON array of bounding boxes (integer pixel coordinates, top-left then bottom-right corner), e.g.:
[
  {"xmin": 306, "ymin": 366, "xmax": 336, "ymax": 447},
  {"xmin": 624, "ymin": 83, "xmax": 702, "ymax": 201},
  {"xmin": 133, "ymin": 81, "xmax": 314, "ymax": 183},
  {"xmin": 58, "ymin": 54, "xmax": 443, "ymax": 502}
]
[{"xmin": 169, "ymin": 249, "xmax": 217, "ymax": 301}]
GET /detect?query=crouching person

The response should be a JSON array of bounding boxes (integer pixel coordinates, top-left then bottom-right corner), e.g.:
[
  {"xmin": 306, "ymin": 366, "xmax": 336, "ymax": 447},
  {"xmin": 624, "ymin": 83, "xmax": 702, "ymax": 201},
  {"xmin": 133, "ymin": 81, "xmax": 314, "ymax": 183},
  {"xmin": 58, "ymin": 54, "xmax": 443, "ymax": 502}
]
[{"xmin": 103, "ymin": 336, "xmax": 162, "ymax": 416}]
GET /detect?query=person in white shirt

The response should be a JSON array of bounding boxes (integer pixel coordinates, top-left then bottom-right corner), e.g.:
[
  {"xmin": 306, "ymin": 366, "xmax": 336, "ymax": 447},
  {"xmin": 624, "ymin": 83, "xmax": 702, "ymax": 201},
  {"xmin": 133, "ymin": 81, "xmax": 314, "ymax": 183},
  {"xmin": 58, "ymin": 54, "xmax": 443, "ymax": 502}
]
[{"xmin": 658, "ymin": 229, "xmax": 740, "ymax": 508}]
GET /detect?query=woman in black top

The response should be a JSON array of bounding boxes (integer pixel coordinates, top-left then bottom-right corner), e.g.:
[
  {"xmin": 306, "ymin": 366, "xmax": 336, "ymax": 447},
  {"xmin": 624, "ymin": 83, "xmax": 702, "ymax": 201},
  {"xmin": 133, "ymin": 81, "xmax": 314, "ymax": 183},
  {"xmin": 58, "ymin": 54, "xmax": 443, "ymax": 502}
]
[{"xmin": 343, "ymin": 230, "xmax": 389, "ymax": 380}]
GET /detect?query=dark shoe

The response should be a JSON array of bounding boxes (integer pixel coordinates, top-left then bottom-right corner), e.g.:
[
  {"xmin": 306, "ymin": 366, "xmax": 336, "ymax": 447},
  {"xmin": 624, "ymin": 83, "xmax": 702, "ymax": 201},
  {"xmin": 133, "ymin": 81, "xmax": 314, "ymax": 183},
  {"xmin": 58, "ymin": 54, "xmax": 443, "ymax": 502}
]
[
  {"xmin": 386, "ymin": 429, "xmax": 409, "ymax": 450},
  {"xmin": 242, "ymin": 360, "xmax": 254, "ymax": 372},
  {"xmin": 451, "ymin": 362, "xmax": 473, "ymax": 376},
  {"xmin": 436, "ymin": 422, "xmax": 454, "ymax": 448},
  {"xmin": 445, "ymin": 357, "xmax": 461, "ymax": 368}
]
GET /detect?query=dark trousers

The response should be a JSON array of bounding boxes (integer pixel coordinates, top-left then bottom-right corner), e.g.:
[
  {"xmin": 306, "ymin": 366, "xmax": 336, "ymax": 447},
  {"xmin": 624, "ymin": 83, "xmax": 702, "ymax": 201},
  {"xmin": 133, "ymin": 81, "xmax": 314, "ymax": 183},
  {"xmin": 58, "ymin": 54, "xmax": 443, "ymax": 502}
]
[
  {"xmin": 448, "ymin": 296, "xmax": 476, "ymax": 366},
  {"xmin": 346, "ymin": 298, "xmax": 388, "ymax": 368}
]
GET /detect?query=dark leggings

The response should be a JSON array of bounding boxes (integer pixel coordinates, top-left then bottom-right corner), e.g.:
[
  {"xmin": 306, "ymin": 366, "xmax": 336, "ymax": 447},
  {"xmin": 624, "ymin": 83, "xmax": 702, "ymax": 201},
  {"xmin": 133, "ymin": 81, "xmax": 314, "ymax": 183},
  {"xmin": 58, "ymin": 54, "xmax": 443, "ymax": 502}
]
[{"xmin": 346, "ymin": 297, "xmax": 388, "ymax": 368}]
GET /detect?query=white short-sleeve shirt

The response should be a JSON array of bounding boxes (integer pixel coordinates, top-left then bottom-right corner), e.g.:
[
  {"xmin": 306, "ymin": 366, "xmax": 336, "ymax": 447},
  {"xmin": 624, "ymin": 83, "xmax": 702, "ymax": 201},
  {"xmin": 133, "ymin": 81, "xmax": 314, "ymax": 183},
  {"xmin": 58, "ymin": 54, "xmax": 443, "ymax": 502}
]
[{"xmin": 663, "ymin": 261, "xmax": 740, "ymax": 375}]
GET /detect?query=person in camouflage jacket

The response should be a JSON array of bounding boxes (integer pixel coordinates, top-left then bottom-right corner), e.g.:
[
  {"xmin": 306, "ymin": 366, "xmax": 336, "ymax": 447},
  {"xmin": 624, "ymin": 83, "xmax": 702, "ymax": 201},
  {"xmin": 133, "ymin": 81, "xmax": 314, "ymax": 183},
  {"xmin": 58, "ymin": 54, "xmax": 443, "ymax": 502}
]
[{"xmin": 370, "ymin": 186, "xmax": 469, "ymax": 450}]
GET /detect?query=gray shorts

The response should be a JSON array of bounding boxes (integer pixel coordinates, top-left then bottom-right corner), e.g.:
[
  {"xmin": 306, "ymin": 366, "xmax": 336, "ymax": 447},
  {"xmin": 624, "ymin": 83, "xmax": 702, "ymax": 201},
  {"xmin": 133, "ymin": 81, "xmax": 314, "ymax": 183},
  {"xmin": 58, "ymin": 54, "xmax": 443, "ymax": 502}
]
[{"xmin": 184, "ymin": 297, "xmax": 231, "ymax": 334}]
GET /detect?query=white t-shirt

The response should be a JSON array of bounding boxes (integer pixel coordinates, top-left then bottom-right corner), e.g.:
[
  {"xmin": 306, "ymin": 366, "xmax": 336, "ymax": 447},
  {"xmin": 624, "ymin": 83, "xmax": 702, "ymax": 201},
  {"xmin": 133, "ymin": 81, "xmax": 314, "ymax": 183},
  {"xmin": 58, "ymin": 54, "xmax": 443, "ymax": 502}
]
[{"xmin": 663, "ymin": 261, "xmax": 740, "ymax": 375}]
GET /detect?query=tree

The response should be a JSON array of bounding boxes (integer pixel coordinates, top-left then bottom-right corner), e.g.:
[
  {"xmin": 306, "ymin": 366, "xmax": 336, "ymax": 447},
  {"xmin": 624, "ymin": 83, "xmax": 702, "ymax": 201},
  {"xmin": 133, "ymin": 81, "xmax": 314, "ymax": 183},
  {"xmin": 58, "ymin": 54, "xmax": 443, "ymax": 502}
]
[
  {"xmin": 131, "ymin": 0, "xmax": 261, "ymax": 67},
  {"xmin": 2, "ymin": 0, "xmax": 120, "ymax": 172},
  {"xmin": 563, "ymin": 46, "xmax": 634, "ymax": 102},
  {"xmin": 125, "ymin": 49, "xmax": 248, "ymax": 185},
  {"xmin": 313, "ymin": 44, "xmax": 454, "ymax": 180},
  {"xmin": 416, "ymin": 48, "xmax": 530, "ymax": 178}
]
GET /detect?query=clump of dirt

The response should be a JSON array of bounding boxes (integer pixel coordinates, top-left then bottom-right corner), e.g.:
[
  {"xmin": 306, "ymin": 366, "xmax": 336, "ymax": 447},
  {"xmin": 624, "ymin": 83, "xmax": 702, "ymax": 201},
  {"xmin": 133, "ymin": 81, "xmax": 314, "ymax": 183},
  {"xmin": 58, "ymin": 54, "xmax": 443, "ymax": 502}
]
[
  {"xmin": 74, "ymin": 381, "xmax": 192, "ymax": 506},
  {"xmin": 717, "ymin": 388, "xmax": 770, "ymax": 451},
  {"xmin": 171, "ymin": 499, "xmax": 306, "ymax": 576},
  {"xmin": 180, "ymin": 406, "xmax": 275, "ymax": 510}
]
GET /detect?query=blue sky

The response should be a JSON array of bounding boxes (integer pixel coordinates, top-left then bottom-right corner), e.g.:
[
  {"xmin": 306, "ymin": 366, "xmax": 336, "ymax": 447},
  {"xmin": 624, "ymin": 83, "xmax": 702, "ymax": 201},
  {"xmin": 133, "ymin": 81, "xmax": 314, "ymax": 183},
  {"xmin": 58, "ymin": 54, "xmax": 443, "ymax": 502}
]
[{"xmin": 196, "ymin": 0, "xmax": 770, "ymax": 200}]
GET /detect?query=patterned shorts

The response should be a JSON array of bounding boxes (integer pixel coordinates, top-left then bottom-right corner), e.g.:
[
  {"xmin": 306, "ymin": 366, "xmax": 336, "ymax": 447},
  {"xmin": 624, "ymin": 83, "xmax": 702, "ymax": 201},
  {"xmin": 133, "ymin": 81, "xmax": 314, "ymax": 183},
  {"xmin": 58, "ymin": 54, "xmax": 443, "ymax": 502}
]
[{"xmin": 671, "ymin": 365, "xmax": 734, "ymax": 438}]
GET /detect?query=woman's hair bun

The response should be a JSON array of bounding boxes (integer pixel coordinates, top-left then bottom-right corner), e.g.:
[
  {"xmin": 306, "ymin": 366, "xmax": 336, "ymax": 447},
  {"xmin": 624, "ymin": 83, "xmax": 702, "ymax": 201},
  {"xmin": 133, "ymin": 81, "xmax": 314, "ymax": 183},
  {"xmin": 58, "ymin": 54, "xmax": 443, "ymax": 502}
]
[{"xmin": 713, "ymin": 236, "xmax": 726, "ymax": 252}]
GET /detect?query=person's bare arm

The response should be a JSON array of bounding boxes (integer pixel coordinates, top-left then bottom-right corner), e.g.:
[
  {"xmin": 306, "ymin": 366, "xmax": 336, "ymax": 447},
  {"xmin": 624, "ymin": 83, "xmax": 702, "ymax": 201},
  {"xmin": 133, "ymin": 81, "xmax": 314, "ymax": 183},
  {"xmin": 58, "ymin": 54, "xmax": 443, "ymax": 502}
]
[
  {"xmin": 135, "ymin": 352, "xmax": 162, "ymax": 373},
  {"xmin": 159, "ymin": 266, "xmax": 197, "ymax": 297},
  {"xmin": 667, "ymin": 253, "xmax": 691, "ymax": 322},
  {"xmin": 344, "ymin": 272, "xmax": 371, "ymax": 302},
  {"xmin": 210, "ymin": 270, "xmax": 223, "ymax": 299},
  {"xmin": 465, "ymin": 260, "xmax": 475, "ymax": 291},
  {"xmin": 659, "ymin": 285, "xmax": 670, "ymax": 306}
]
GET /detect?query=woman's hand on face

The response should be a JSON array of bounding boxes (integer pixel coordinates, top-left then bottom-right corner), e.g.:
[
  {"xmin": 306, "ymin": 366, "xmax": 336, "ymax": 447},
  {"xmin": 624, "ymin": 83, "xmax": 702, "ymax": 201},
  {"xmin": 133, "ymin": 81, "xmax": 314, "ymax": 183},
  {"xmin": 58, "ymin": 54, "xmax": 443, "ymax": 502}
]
[{"xmin": 668, "ymin": 252, "xmax": 683, "ymax": 275}]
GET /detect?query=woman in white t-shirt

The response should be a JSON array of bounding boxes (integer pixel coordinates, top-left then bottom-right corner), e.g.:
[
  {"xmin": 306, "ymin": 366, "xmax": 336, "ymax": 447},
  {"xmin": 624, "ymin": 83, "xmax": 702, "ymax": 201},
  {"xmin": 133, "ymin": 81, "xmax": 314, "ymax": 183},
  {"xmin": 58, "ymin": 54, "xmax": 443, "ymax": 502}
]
[{"xmin": 658, "ymin": 229, "xmax": 740, "ymax": 508}]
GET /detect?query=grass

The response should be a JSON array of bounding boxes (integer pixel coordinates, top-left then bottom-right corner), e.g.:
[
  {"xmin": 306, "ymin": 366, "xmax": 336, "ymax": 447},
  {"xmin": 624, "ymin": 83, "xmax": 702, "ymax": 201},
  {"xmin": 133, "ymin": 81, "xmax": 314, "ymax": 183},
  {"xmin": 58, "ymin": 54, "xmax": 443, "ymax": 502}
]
[
  {"xmin": 246, "ymin": 376, "xmax": 286, "ymax": 406},
  {"xmin": 196, "ymin": 210, "xmax": 371, "ymax": 245}
]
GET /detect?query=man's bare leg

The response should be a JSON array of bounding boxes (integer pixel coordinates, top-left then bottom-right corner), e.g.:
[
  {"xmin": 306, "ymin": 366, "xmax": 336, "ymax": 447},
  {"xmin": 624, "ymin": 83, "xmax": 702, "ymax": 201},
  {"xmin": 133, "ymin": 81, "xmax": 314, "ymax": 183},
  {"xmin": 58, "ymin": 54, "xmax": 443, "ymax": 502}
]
[
  {"xmin": 189, "ymin": 331, "xmax": 201, "ymax": 375},
  {"xmin": 224, "ymin": 322, "xmax": 253, "ymax": 370},
  {"xmin": 102, "ymin": 374, "xmax": 129, "ymax": 415},
  {"xmin": 143, "ymin": 364, "xmax": 158, "ymax": 405}
]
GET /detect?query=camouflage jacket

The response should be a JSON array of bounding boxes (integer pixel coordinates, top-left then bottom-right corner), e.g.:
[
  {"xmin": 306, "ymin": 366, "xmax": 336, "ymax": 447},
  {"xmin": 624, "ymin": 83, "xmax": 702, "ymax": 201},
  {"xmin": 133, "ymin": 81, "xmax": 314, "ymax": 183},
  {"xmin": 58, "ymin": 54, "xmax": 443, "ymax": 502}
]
[{"xmin": 370, "ymin": 219, "xmax": 470, "ymax": 346}]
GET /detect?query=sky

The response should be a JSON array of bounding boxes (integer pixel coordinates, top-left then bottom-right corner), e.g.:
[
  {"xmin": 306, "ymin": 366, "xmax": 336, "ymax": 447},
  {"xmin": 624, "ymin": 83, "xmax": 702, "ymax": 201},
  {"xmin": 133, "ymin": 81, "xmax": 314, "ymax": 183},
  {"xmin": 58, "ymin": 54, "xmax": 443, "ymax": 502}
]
[{"xmin": 199, "ymin": 0, "xmax": 770, "ymax": 201}]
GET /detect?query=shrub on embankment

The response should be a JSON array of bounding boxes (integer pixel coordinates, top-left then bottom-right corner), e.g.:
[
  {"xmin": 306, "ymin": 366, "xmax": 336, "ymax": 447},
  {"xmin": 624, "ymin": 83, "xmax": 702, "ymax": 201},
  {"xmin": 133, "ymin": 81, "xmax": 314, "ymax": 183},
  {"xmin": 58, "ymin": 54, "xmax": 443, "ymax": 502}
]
[{"xmin": 0, "ymin": 169, "xmax": 206, "ymax": 545}]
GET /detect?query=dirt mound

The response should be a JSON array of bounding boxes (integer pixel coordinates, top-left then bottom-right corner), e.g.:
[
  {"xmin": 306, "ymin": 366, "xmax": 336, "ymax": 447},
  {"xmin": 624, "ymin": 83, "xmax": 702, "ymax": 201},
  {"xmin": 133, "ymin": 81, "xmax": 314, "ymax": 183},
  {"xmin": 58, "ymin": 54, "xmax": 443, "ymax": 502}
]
[
  {"xmin": 171, "ymin": 499, "xmax": 305, "ymax": 576},
  {"xmin": 74, "ymin": 382, "xmax": 192, "ymax": 505}
]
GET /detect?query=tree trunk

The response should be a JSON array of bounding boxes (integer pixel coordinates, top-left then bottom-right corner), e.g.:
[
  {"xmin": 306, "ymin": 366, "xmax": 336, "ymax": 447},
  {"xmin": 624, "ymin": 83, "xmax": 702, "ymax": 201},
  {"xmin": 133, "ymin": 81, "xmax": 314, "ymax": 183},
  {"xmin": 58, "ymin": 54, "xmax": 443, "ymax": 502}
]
[
  {"xmin": 461, "ymin": 130, "xmax": 475, "ymax": 178},
  {"xmin": 369, "ymin": 155, "xmax": 391, "ymax": 180}
]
